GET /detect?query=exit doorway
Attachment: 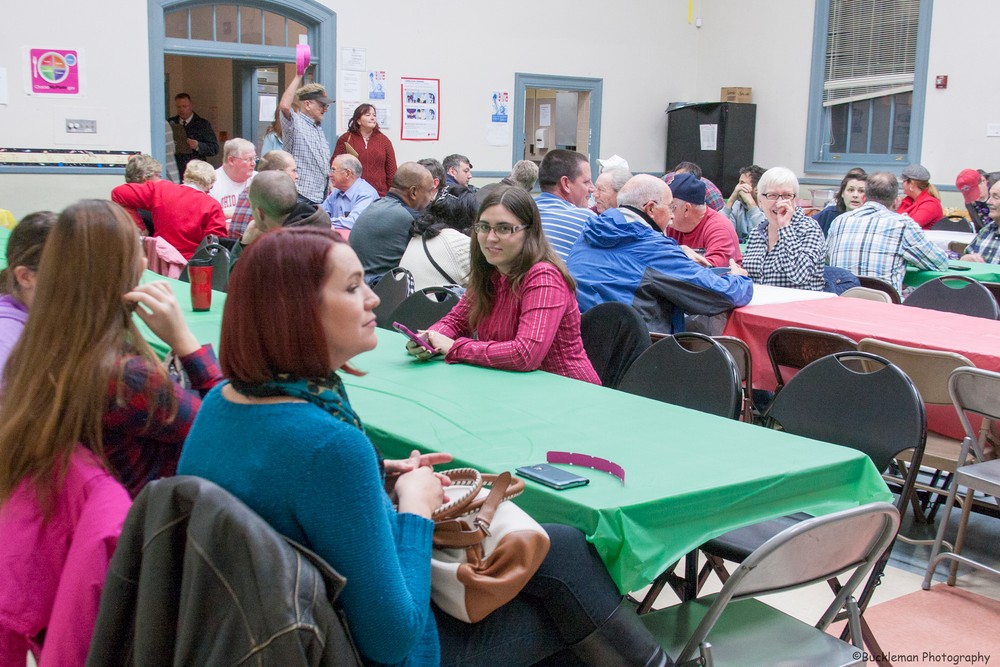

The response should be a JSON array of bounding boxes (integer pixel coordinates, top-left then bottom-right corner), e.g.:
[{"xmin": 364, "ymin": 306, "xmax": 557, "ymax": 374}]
[{"xmin": 513, "ymin": 74, "xmax": 603, "ymax": 176}]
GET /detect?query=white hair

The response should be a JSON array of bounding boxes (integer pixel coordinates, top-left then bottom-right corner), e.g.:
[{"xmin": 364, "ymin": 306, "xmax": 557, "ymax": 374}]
[{"xmin": 756, "ymin": 167, "xmax": 799, "ymax": 198}]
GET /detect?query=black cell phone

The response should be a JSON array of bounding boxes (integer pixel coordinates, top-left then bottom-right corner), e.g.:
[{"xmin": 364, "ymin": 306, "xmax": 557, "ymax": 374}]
[{"xmin": 516, "ymin": 464, "xmax": 590, "ymax": 490}]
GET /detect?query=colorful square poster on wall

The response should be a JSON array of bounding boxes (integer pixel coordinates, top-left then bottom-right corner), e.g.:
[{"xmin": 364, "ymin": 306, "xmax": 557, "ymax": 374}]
[{"xmin": 28, "ymin": 48, "xmax": 81, "ymax": 95}]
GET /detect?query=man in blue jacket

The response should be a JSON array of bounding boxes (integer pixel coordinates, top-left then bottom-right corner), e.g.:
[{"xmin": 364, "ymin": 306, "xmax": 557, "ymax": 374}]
[{"xmin": 567, "ymin": 174, "xmax": 753, "ymax": 333}]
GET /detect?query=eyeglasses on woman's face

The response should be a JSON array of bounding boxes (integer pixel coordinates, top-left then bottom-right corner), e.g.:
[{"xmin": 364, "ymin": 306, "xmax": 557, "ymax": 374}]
[
  {"xmin": 760, "ymin": 192, "xmax": 795, "ymax": 202},
  {"xmin": 473, "ymin": 222, "xmax": 529, "ymax": 237}
]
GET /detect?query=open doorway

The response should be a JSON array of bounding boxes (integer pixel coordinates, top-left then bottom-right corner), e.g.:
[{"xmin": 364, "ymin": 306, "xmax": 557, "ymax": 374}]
[{"xmin": 514, "ymin": 74, "xmax": 602, "ymax": 176}]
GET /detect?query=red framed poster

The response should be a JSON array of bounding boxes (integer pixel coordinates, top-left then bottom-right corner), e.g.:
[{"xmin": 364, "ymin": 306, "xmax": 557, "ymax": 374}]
[{"xmin": 400, "ymin": 77, "xmax": 440, "ymax": 141}]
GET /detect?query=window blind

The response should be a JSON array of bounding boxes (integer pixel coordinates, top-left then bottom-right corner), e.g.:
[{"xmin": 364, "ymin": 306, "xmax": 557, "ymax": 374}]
[{"xmin": 823, "ymin": 0, "xmax": 921, "ymax": 107}]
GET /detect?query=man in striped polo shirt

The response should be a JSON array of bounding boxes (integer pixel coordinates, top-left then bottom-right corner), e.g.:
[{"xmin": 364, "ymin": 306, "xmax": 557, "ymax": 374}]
[{"xmin": 535, "ymin": 149, "xmax": 597, "ymax": 260}]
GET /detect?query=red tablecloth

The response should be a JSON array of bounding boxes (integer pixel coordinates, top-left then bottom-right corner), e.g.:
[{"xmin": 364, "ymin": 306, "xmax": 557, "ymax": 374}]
[{"xmin": 724, "ymin": 298, "xmax": 1000, "ymax": 438}]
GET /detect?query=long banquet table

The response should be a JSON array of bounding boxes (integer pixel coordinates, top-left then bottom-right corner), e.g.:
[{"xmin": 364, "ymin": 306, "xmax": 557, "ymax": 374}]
[
  {"xmin": 904, "ymin": 260, "xmax": 1000, "ymax": 289},
  {"xmin": 343, "ymin": 329, "xmax": 891, "ymax": 592},
  {"xmin": 724, "ymin": 297, "xmax": 1000, "ymax": 439}
]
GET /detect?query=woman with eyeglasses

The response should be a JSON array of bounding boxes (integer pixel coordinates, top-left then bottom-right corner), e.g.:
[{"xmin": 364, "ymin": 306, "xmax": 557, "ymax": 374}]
[
  {"xmin": 406, "ymin": 185, "xmax": 600, "ymax": 384},
  {"xmin": 742, "ymin": 167, "xmax": 826, "ymax": 291},
  {"xmin": 332, "ymin": 103, "xmax": 397, "ymax": 198}
]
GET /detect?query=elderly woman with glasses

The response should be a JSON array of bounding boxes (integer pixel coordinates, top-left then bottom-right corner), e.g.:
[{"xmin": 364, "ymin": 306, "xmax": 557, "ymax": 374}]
[
  {"xmin": 742, "ymin": 167, "xmax": 826, "ymax": 291},
  {"xmin": 405, "ymin": 185, "xmax": 599, "ymax": 384}
]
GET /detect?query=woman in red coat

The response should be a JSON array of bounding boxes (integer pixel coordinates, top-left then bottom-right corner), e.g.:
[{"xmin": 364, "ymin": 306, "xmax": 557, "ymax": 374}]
[{"xmin": 332, "ymin": 103, "xmax": 397, "ymax": 197}]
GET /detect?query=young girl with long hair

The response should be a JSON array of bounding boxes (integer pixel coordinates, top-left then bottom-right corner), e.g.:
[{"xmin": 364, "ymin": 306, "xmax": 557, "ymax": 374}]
[{"xmin": 0, "ymin": 199, "xmax": 221, "ymax": 504}]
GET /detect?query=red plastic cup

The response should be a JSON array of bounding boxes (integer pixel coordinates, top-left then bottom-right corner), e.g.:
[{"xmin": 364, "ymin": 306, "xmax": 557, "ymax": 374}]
[{"xmin": 188, "ymin": 259, "xmax": 213, "ymax": 312}]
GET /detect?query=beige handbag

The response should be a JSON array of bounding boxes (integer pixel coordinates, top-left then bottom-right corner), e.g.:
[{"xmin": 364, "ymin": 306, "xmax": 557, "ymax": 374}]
[{"xmin": 430, "ymin": 468, "xmax": 550, "ymax": 623}]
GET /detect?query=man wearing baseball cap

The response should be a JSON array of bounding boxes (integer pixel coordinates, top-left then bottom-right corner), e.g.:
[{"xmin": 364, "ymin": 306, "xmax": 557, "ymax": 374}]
[
  {"xmin": 664, "ymin": 172, "xmax": 743, "ymax": 268},
  {"xmin": 956, "ymin": 168, "xmax": 989, "ymax": 230},
  {"xmin": 279, "ymin": 74, "xmax": 334, "ymax": 204}
]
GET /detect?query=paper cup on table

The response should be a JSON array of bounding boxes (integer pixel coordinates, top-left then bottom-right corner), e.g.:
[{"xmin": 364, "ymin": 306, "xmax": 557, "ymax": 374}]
[
  {"xmin": 296, "ymin": 44, "xmax": 311, "ymax": 76},
  {"xmin": 188, "ymin": 257, "xmax": 213, "ymax": 312}
]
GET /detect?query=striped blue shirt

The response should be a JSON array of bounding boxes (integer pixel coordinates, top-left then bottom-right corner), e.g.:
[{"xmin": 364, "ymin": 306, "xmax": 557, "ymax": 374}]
[
  {"xmin": 827, "ymin": 201, "xmax": 947, "ymax": 292},
  {"xmin": 536, "ymin": 192, "xmax": 597, "ymax": 260}
]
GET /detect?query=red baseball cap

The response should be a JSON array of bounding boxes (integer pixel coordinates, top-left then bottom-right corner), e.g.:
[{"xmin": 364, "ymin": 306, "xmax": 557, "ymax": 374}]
[{"xmin": 956, "ymin": 168, "xmax": 981, "ymax": 204}]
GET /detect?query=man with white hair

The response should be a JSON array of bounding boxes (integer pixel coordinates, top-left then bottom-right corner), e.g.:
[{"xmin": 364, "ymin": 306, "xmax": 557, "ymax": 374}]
[
  {"xmin": 567, "ymin": 174, "xmax": 752, "ymax": 333},
  {"xmin": 321, "ymin": 154, "xmax": 379, "ymax": 231},
  {"xmin": 593, "ymin": 168, "xmax": 632, "ymax": 214},
  {"xmin": 209, "ymin": 138, "xmax": 256, "ymax": 218}
]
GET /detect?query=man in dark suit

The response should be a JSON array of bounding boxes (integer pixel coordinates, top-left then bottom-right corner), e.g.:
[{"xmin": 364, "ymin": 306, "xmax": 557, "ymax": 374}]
[{"xmin": 168, "ymin": 93, "xmax": 219, "ymax": 178}]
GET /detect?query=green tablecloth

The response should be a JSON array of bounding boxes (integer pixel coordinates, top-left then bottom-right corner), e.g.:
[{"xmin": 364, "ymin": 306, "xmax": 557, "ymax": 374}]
[
  {"xmin": 0, "ymin": 226, "xmax": 10, "ymax": 269},
  {"xmin": 136, "ymin": 270, "xmax": 225, "ymax": 358},
  {"xmin": 904, "ymin": 260, "xmax": 1000, "ymax": 288},
  {"xmin": 344, "ymin": 329, "xmax": 892, "ymax": 592}
]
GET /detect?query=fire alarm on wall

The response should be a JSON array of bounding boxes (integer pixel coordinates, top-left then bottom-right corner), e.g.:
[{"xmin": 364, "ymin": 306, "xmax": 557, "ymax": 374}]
[{"xmin": 935, "ymin": 75, "xmax": 948, "ymax": 89}]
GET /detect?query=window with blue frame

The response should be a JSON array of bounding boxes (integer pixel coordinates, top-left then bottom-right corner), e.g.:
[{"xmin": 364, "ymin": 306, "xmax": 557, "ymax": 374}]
[{"xmin": 805, "ymin": 0, "xmax": 932, "ymax": 173}]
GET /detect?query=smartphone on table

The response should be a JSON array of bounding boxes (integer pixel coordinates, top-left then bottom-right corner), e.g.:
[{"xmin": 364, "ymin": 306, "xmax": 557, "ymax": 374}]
[
  {"xmin": 393, "ymin": 321, "xmax": 439, "ymax": 355},
  {"xmin": 516, "ymin": 464, "xmax": 590, "ymax": 490}
]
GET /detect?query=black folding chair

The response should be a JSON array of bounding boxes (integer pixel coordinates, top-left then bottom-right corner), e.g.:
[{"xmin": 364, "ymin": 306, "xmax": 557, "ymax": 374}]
[
  {"xmin": 767, "ymin": 326, "xmax": 857, "ymax": 395},
  {"xmin": 618, "ymin": 333, "xmax": 742, "ymax": 420},
  {"xmin": 388, "ymin": 285, "xmax": 461, "ymax": 331},
  {"xmin": 930, "ymin": 216, "xmax": 974, "ymax": 233},
  {"xmin": 372, "ymin": 267, "xmax": 414, "ymax": 329},
  {"xmin": 579, "ymin": 302, "xmax": 651, "ymax": 389},
  {"xmin": 903, "ymin": 276, "xmax": 999, "ymax": 320},
  {"xmin": 178, "ymin": 242, "xmax": 232, "ymax": 292}
]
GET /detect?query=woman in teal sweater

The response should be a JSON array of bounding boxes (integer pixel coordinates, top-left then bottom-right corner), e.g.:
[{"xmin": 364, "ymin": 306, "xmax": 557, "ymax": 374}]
[{"xmin": 179, "ymin": 227, "xmax": 668, "ymax": 666}]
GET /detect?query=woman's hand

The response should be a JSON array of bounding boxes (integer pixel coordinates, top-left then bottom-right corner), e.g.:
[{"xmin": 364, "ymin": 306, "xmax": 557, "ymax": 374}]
[
  {"xmin": 404, "ymin": 329, "xmax": 443, "ymax": 361},
  {"xmin": 771, "ymin": 199, "xmax": 795, "ymax": 228},
  {"xmin": 394, "ymin": 452, "xmax": 446, "ymax": 519},
  {"xmin": 385, "ymin": 450, "xmax": 453, "ymax": 490},
  {"xmin": 962, "ymin": 253, "xmax": 985, "ymax": 263},
  {"xmin": 424, "ymin": 330, "xmax": 455, "ymax": 355},
  {"xmin": 124, "ymin": 281, "xmax": 201, "ymax": 356}
]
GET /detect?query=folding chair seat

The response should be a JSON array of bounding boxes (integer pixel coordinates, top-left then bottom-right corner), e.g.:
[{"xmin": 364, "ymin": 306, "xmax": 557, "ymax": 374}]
[
  {"xmin": 641, "ymin": 503, "xmax": 899, "ymax": 667},
  {"xmin": 923, "ymin": 368, "xmax": 1000, "ymax": 589},
  {"xmin": 372, "ymin": 267, "xmax": 414, "ymax": 328}
]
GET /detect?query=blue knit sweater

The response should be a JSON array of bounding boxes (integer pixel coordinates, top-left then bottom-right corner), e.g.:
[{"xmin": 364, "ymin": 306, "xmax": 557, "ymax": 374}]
[{"xmin": 178, "ymin": 384, "xmax": 438, "ymax": 665}]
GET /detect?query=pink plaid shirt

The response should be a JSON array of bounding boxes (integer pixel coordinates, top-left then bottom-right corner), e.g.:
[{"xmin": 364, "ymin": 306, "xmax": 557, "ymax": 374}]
[{"xmin": 431, "ymin": 263, "xmax": 600, "ymax": 384}]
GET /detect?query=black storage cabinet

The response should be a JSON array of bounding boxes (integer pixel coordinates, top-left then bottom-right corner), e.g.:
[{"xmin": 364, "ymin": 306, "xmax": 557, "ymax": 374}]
[{"xmin": 665, "ymin": 102, "xmax": 756, "ymax": 198}]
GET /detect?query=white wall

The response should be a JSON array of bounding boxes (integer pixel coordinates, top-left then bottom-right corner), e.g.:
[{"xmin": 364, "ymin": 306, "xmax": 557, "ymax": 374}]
[
  {"xmin": 0, "ymin": 1, "xmax": 151, "ymax": 216},
  {"xmin": 1, "ymin": 0, "xmax": 996, "ymax": 218}
]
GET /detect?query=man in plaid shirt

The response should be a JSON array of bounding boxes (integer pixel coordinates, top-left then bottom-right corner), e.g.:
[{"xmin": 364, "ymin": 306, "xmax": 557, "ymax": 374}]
[
  {"xmin": 827, "ymin": 172, "xmax": 947, "ymax": 292},
  {"xmin": 962, "ymin": 179, "xmax": 1000, "ymax": 263}
]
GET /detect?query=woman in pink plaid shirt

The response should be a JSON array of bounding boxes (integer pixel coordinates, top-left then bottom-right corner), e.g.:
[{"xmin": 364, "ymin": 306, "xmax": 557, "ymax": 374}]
[{"xmin": 408, "ymin": 186, "xmax": 600, "ymax": 384}]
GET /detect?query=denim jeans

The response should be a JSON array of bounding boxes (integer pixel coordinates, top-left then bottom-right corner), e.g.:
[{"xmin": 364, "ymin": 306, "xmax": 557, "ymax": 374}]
[{"xmin": 435, "ymin": 524, "xmax": 622, "ymax": 667}]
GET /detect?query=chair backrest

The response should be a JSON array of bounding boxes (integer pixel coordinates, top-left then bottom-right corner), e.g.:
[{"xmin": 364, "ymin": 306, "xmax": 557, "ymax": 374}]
[
  {"xmin": 930, "ymin": 216, "xmax": 974, "ymax": 233},
  {"xmin": 949, "ymin": 367, "xmax": 1000, "ymax": 462},
  {"xmin": 675, "ymin": 502, "xmax": 900, "ymax": 664},
  {"xmin": 388, "ymin": 285, "xmax": 461, "ymax": 331},
  {"xmin": 949, "ymin": 240, "xmax": 970, "ymax": 255},
  {"xmin": 903, "ymin": 276, "xmax": 1000, "ymax": 320},
  {"xmin": 618, "ymin": 332, "xmax": 742, "ymax": 420},
  {"xmin": 765, "ymin": 351, "xmax": 927, "ymax": 484},
  {"xmin": 857, "ymin": 275, "xmax": 902, "ymax": 304},
  {"xmin": 840, "ymin": 286, "xmax": 892, "ymax": 303},
  {"xmin": 579, "ymin": 302, "xmax": 651, "ymax": 389},
  {"xmin": 178, "ymin": 242, "xmax": 232, "ymax": 292},
  {"xmin": 981, "ymin": 281, "xmax": 1000, "ymax": 306},
  {"xmin": 676, "ymin": 334, "xmax": 754, "ymax": 421},
  {"xmin": 372, "ymin": 267, "xmax": 415, "ymax": 328},
  {"xmin": 966, "ymin": 203, "xmax": 987, "ymax": 231},
  {"xmin": 857, "ymin": 338, "xmax": 973, "ymax": 406},
  {"xmin": 767, "ymin": 326, "xmax": 857, "ymax": 393}
]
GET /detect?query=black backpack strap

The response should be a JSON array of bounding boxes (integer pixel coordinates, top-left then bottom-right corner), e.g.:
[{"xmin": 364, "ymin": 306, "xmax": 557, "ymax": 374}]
[{"xmin": 422, "ymin": 235, "xmax": 458, "ymax": 284}]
